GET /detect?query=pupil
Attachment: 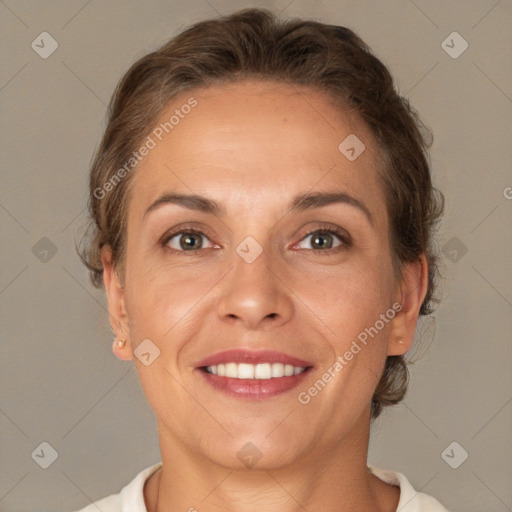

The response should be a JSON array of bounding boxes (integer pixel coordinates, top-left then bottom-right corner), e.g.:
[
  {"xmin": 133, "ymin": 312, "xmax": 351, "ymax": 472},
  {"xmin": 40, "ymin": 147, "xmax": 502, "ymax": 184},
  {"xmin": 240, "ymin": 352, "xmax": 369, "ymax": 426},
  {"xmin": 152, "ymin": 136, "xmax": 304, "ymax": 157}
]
[
  {"xmin": 313, "ymin": 233, "xmax": 332, "ymax": 249},
  {"xmin": 181, "ymin": 234, "xmax": 201, "ymax": 250}
]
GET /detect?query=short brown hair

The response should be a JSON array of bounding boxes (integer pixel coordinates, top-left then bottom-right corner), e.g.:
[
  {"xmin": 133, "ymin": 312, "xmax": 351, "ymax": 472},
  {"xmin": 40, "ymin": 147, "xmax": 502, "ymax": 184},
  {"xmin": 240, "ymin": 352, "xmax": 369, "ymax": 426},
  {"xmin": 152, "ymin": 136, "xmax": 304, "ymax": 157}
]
[{"xmin": 80, "ymin": 8, "xmax": 444, "ymax": 419}]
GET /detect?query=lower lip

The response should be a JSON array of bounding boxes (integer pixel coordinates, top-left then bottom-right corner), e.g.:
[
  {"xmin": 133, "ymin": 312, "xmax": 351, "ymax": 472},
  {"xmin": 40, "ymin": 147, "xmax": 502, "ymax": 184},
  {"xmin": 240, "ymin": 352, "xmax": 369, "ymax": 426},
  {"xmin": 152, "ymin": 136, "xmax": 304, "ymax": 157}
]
[{"xmin": 197, "ymin": 368, "xmax": 312, "ymax": 399}]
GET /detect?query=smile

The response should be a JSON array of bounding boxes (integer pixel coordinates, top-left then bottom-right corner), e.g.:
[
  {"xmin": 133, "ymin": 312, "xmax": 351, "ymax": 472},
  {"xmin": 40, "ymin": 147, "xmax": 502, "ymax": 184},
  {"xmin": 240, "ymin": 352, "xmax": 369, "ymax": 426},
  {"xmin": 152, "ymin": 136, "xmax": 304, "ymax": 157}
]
[
  {"xmin": 204, "ymin": 362, "xmax": 307, "ymax": 379},
  {"xmin": 195, "ymin": 349, "xmax": 313, "ymax": 399}
]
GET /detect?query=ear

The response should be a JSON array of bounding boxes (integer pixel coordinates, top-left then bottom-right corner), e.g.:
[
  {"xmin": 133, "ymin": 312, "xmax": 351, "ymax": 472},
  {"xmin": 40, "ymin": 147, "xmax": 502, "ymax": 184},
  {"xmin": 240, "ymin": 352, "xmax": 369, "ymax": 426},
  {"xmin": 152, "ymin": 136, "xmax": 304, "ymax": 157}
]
[
  {"xmin": 387, "ymin": 254, "xmax": 428, "ymax": 356},
  {"xmin": 101, "ymin": 246, "xmax": 133, "ymax": 361}
]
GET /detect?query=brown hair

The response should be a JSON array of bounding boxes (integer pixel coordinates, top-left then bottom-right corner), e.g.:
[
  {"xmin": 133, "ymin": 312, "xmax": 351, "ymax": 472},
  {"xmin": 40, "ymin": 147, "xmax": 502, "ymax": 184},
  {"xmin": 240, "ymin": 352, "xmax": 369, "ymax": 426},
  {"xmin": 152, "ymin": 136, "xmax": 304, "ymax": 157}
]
[{"xmin": 80, "ymin": 8, "xmax": 444, "ymax": 419}]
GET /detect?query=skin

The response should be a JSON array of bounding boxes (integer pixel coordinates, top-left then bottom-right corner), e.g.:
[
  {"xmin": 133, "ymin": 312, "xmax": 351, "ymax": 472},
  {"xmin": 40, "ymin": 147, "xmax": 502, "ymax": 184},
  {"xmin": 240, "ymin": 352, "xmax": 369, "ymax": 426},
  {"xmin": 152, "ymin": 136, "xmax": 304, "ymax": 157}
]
[{"xmin": 102, "ymin": 80, "xmax": 428, "ymax": 512}]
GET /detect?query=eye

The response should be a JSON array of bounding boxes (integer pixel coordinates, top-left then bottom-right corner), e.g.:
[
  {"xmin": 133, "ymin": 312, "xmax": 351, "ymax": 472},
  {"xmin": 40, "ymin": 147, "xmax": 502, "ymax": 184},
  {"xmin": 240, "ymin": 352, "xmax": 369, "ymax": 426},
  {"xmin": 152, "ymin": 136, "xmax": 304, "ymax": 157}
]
[
  {"xmin": 163, "ymin": 229, "xmax": 215, "ymax": 251},
  {"xmin": 295, "ymin": 228, "xmax": 349, "ymax": 251}
]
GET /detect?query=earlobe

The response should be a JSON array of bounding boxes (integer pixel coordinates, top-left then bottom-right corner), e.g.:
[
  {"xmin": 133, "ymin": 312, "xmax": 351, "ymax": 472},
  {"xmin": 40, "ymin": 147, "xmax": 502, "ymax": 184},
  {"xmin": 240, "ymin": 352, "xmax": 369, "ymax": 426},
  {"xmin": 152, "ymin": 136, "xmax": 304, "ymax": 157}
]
[
  {"xmin": 112, "ymin": 336, "xmax": 133, "ymax": 361},
  {"xmin": 387, "ymin": 255, "xmax": 428, "ymax": 356},
  {"xmin": 101, "ymin": 246, "xmax": 133, "ymax": 361}
]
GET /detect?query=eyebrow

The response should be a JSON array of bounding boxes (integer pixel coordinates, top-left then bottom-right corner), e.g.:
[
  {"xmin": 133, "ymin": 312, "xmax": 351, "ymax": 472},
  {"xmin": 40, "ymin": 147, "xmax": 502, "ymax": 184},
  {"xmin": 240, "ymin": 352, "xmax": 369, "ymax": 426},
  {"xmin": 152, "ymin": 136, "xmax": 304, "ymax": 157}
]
[
  {"xmin": 289, "ymin": 191, "xmax": 373, "ymax": 225},
  {"xmin": 144, "ymin": 193, "xmax": 224, "ymax": 217},
  {"xmin": 144, "ymin": 191, "xmax": 373, "ymax": 225}
]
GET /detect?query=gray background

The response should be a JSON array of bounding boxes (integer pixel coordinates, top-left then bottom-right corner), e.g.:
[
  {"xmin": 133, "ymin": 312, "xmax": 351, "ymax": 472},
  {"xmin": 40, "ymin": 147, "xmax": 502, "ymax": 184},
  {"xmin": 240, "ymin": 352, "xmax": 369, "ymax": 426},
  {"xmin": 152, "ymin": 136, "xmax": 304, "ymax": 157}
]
[{"xmin": 1, "ymin": 0, "xmax": 511, "ymax": 511}]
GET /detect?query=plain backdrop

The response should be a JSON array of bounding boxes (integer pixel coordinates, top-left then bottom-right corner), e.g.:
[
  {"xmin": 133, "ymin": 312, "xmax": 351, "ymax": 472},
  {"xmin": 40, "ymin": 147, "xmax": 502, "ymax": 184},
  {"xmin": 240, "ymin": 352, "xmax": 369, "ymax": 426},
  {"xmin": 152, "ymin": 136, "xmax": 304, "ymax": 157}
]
[{"xmin": 1, "ymin": 1, "xmax": 511, "ymax": 511}]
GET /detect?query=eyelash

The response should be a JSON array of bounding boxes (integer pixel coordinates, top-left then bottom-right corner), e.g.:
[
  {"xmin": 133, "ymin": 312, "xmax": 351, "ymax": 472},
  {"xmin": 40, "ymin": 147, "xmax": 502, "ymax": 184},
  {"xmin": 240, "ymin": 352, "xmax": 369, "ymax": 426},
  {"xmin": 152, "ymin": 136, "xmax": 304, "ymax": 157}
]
[{"xmin": 160, "ymin": 224, "xmax": 351, "ymax": 254}]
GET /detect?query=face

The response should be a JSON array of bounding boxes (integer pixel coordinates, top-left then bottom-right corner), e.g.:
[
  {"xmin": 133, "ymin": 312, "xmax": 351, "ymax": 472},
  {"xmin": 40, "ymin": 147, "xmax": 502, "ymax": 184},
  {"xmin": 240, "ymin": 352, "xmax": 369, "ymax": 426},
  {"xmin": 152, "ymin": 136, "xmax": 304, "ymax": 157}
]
[{"xmin": 103, "ymin": 80, "xmax": 426, "ymax": 470}]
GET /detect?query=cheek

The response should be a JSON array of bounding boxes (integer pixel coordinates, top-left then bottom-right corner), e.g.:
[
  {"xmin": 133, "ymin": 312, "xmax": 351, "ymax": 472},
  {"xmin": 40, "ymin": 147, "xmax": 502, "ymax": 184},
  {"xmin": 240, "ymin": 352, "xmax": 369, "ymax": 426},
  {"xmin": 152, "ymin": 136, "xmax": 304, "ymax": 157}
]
[
  {"xmin": 296, "ymin": 266, "xmax": 395, "ymax": 420},
  {"xmin": 290, "ymin": 254, "xmax": 396, "ymax": 403},
  {"xmin": 123, "ymin": 253, "xmax": 221, "ymax": 342},
  {"xmin": 292, "ymin": 255, "xmax": 396, "ymax": 339}
]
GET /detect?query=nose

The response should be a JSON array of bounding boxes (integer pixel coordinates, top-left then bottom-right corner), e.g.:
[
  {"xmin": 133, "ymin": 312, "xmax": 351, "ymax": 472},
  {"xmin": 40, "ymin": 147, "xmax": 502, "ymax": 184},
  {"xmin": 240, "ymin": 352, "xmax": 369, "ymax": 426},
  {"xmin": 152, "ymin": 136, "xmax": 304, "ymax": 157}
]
[{"xmin": 216, "ymin": 247, "xmax": 294, "ymax": 331}]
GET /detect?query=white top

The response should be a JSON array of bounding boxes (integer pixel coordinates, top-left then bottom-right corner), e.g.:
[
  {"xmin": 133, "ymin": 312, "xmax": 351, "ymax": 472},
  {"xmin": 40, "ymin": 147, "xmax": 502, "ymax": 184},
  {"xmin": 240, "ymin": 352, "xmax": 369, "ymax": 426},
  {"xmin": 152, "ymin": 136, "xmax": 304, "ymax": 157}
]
[{"xmin": 73, "ymin": 463, "xmax": 450, "ymax": 511}]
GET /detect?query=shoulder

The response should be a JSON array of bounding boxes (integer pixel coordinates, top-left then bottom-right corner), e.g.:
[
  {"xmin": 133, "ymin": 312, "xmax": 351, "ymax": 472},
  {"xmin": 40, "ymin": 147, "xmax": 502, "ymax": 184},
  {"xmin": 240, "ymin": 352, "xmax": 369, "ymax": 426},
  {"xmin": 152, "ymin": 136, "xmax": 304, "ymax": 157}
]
[
  {"xmin": 71, "ymin": 463, "xmax": 162, "ymax": 512},
  {"xmin": 369, "ymin": 466, "xmax": 451, "ymax": 512}
]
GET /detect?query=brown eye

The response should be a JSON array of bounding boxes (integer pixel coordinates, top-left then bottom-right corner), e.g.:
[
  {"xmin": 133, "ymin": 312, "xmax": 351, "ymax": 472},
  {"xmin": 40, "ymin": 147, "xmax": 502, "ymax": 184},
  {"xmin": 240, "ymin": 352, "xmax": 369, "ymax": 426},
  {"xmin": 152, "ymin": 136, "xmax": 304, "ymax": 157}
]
[
  {"xmin": 310, "ymin": 232, "xmax": 335, "ymax": 249},
  {"xmin": 165, "ymin": 231, "xmax": 213, "ymax": 251}
]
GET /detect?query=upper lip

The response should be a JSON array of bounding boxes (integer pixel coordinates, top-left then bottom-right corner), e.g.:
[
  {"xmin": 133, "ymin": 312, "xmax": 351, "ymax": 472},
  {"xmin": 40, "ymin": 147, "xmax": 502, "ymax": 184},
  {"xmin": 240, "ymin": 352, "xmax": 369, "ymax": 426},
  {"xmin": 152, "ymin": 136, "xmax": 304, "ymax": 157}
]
[{"xmin": 195, "ymin": 349, "xmax": 313, "ymax": 368}]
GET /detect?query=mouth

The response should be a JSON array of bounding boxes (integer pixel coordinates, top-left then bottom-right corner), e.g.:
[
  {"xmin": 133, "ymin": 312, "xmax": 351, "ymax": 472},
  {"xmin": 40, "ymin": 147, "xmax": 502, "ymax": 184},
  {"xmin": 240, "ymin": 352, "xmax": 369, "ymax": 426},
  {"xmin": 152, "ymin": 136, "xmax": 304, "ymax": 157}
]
[{"xmin": 195, "ymin": 350, "xmax": 314, "ymax": 400}]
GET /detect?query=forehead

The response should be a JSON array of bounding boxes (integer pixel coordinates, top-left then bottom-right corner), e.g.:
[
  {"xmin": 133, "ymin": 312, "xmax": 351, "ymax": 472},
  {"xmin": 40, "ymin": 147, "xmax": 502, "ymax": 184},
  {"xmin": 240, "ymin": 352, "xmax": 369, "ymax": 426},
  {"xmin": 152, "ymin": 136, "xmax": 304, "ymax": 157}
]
[{"xmin": 128, "ymin": 80, "xmax": 387, "ymax": 220}]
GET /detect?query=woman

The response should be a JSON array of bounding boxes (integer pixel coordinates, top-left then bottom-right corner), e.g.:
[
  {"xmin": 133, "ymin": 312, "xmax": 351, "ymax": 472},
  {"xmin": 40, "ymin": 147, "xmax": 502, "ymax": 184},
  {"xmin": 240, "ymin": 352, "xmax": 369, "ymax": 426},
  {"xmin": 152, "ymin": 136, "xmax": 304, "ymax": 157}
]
[{"xmin": 77, "ymin": 8, "xmax": 447, "ymax": 511}]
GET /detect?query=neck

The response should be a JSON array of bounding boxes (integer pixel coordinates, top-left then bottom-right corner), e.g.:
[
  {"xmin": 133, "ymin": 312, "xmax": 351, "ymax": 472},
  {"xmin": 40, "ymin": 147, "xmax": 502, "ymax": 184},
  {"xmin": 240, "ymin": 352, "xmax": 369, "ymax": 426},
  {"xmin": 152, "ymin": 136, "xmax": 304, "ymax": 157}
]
[{"xmin": 145, "ymin": 409, "xmax": 399, "ymax": 512}]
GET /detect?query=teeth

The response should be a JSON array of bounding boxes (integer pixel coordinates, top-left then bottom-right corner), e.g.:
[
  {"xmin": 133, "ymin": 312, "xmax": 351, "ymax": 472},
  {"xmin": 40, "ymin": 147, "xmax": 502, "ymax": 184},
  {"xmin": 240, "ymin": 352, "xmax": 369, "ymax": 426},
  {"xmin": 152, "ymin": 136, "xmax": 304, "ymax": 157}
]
[
  {"xmin": 205, "ymin": 362, "xmax": 306, "ymax": 380},
  {"xmin": 237, "ymin": 363, "xmax": 254, "ymax": 379},
  {"xmin": 255, "ymin": 363, "xmax": 271, "ymax": 379},
  {"xmin": 271, "ymin": 363, "xmax": 284, "ymax": 378}
]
